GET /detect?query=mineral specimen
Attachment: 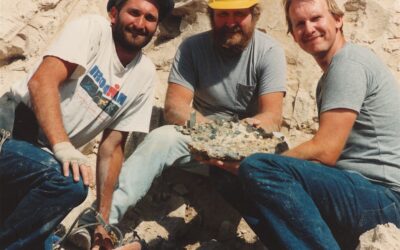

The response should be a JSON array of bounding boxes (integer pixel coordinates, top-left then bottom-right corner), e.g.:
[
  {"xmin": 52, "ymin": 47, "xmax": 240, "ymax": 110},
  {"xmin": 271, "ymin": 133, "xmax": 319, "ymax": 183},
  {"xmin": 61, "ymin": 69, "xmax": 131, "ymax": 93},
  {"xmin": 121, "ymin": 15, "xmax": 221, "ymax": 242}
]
[{"xmin": 175, "ymin": 120, "xmax": 289, "ymax": 161}]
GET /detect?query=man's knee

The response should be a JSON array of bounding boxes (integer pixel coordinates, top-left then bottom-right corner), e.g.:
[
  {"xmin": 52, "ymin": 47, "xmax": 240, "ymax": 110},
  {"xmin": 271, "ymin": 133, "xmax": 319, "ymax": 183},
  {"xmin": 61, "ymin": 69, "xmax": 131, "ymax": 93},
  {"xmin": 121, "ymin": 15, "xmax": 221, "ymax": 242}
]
[
  {"xmin": 66, "ymin": 180, "xmax": 88, "ymax": 206},
  {"xmin": 144, "ymin": 125, "xmax": 189, "ymax": 147},
  {"xmin": 47, "ymin": 170, "xmax": 88, "ymax": 207},
  {"xmin": 240, "ymin": 153, "xmax": 279, "ymax": 176}
]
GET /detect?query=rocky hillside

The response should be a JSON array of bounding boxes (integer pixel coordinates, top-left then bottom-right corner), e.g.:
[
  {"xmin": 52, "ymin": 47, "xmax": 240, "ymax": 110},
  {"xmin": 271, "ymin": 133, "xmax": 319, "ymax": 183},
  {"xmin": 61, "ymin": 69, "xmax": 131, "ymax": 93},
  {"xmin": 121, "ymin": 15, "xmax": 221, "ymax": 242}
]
[
  {"xmin": 1, "ymin": 0, "xmax": 400, "ymax": 249},
  {"xmin": 1, "ymin": 0, "xmax": 399, "ymax": 145}
]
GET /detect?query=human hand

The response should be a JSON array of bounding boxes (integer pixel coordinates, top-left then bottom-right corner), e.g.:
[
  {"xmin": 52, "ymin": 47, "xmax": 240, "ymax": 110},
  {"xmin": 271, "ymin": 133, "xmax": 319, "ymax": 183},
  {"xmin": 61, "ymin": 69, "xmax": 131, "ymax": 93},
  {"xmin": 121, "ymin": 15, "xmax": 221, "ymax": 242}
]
[
  {"xmin": 211, "ymin": 159, "xmax": 241, "ymax": 175},
  {"xmin": 92, "ymin": 226, "xmax": 145, "ymax": 250},
  {"xmin": 92, "ymin": 226, "xmax": 114, "ymax": 250},
  {"xmin": 242, "ymin": 117, "xmax": 261, "ymax": 128},
  {"xmin": 194, "ymin": 154, "xmax": 240, "ymax": 175},
  {"xmin": 53, "ymin": 141, "xmax": 93, "ymax": 186}
]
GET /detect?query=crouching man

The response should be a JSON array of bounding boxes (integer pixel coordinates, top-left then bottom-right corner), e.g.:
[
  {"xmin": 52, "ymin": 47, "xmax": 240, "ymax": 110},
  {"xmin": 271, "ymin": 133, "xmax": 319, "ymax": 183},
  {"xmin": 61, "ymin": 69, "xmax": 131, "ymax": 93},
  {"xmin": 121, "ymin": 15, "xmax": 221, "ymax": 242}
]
[
  {"xmin": 0, "ymin": 0, "xmax": 173, "ymax": 249},
  {"xmin": 208, "ymin": 0, "xmax": 400, "ymax": 249}
]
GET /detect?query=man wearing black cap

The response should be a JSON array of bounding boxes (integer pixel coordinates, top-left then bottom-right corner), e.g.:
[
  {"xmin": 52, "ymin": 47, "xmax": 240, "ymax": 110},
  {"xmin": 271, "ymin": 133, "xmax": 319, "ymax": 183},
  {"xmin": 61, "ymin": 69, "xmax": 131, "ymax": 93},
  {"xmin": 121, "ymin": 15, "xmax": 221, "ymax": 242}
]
[{"xmin": 0, "ymin": 0, "xmax": 173, "ymax": 249}]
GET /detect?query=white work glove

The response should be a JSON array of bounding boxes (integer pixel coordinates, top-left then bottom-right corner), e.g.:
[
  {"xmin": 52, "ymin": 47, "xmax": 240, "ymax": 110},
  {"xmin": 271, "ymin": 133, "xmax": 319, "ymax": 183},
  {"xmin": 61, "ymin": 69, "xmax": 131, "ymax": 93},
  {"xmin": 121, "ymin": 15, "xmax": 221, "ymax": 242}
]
[{"xmin": 53, "ymin": 141, "xmax": 93, "ymax": 187}]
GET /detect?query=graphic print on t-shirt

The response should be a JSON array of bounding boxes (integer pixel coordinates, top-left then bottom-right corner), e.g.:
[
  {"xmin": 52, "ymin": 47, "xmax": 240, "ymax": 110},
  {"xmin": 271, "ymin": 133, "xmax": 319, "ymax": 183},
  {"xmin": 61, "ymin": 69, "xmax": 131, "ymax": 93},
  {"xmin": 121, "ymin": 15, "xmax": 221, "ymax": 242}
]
[{"xmin": 80, "ymin": 65, "xmax": 127, "ymax": 117}]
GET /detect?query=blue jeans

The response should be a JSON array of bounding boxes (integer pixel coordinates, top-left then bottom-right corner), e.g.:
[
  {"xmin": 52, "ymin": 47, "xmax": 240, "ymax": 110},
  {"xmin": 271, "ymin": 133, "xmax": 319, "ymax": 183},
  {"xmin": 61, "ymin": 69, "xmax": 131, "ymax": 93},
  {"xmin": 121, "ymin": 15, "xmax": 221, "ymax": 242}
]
[
  {"xmin": 0, "ymin": 139, "xmax": 88, "ymax": 250},
  {"xmin": 110, "ymin": 125, "xmax": 196, "ymax": 224},
  {"xmin": 239, "ymin": 153, "xmax": 400, "ymax": 250},
  {"xmin": 110, "ymin": 125, "xmax": 256, "ymax": 226}
]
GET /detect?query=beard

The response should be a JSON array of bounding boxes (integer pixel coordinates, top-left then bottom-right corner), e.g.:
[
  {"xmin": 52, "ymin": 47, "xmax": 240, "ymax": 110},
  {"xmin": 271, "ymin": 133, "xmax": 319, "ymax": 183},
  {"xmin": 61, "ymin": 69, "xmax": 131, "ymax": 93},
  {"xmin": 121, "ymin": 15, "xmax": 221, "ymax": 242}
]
[
  {"xmin": 212, "ymin": 22, "xmax": 255, "ymax": 55},
  {"xmin": 112, "ymin": 19, "xmax": 155, "ymax": 52}
]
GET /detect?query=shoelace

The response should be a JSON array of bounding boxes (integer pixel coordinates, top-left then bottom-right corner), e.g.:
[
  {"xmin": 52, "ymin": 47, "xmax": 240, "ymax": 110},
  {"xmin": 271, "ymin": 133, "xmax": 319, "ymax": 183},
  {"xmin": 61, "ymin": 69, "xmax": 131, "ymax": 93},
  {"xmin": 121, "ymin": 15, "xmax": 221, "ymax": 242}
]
[{"xmin": 0, "ymin": 129, "xmax": 11, "ymax": 153}]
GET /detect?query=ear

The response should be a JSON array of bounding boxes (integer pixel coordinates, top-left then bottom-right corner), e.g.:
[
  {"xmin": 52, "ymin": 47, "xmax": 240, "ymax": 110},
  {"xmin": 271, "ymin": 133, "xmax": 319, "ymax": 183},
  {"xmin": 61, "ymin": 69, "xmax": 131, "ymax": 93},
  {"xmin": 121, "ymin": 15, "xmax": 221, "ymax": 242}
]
[
  {"xmin": 290, "ymin": 30, "xmax": 299, "ymax": 44},
  {"xmin": 334, "ymin": 15, "xmax": 343, "ymax": 31},
  {"xmin": 109, "ymin": 6, "xmax": 118, "ymax": 25}
]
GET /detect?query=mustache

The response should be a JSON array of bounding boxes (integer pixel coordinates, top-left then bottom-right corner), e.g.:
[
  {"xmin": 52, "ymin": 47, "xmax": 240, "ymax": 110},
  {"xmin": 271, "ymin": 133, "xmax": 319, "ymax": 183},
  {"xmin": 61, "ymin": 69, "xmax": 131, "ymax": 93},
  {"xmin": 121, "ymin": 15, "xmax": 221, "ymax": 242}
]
[
  {"xmin": 126, "ymin": 26, "xmax": 148, "ymax": 36},
  {"xmin": 220, "ymin": 25, "xmax": 243, "ymax": 35}
]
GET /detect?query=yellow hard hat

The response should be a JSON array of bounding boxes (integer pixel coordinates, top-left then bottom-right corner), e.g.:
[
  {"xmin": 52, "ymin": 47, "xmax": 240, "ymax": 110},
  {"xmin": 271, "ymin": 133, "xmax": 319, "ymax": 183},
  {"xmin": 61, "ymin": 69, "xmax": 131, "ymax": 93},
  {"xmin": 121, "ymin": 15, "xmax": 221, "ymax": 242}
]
[{"xmin": 208, "ymin": 0, "xmax": 259, "ymax": 9}]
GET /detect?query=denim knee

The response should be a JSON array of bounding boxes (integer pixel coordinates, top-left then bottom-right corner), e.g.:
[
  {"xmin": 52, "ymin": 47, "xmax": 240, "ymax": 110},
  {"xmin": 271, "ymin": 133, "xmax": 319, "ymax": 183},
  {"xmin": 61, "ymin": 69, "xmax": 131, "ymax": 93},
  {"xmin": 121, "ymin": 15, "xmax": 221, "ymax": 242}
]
[
  {"xmin": 65, "ymin": 180, "xmax": 88, "ymax": 206},
  {"xmin": 144, "ymin": 125, "xmax": 189, "ymax": 149},
  {"xmin": 239, "ymin": 153, "xmax": 277, "ymax": 177},
  {"xmin": 46, "ymin": 170, "xmax": 88, "ymax": 207}
]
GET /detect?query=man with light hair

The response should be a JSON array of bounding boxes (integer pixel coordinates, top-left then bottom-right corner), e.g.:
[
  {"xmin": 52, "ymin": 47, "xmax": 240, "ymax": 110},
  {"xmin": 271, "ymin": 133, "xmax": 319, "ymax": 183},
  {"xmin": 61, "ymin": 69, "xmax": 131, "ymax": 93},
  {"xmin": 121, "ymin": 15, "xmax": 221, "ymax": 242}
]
[
  {"xmin": 207, "ymin": 0, "xmax": 400, "ymax": 249},
  {"xmin": 103, "ymin": 0, "xmax": 287, "ymax": 236}
]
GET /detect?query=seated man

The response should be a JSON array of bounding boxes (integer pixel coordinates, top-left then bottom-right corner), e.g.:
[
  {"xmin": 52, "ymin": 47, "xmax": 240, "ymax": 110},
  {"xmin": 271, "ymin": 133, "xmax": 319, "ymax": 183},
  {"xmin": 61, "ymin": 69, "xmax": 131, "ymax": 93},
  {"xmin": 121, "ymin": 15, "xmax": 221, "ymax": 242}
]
[
  {"xmin": 209, "ymin": 0, "xmax": 400, "ymax": 249},
  {"xmin": 99, "ymin": 0, "xmax": 287, "ymax": 235},
  {"xmin": 0, "ymin": 0, "xmax": 173, "ymax": 249}
]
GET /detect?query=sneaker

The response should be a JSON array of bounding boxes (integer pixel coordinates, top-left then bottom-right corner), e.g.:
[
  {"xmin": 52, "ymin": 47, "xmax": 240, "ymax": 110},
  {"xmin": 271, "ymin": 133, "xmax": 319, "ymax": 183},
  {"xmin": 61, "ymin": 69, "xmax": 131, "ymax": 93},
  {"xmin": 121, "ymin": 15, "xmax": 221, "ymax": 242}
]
[
  {"xmin": 44, "ymin": 233, "xmax": 62, "ymax": 250},
  {"xmin": 67, "ymin": 227, "xmax": 91, "ymax": 250}
]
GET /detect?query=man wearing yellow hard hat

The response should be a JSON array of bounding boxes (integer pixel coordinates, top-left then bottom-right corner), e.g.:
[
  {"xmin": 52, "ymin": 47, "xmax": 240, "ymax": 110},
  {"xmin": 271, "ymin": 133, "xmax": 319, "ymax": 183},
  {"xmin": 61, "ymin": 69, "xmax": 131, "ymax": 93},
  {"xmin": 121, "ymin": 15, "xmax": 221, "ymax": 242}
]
[
  {"xmin": 108, "ymin": 0, "xmax": 287, "ymax": 244},
  {"xmin": 208, "ymin": 0, "xmax": 259, "ymax": 10}
]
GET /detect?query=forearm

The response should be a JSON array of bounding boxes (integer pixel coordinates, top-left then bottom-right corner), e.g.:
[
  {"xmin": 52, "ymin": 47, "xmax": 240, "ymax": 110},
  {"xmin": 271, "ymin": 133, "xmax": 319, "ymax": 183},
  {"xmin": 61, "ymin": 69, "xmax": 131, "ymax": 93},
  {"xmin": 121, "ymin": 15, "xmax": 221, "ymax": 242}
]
[
  {"xmin": 252, "ymin": 92, "xmax": 284, "ymax": 132},
  {"xmin": 29, "ymin": 78, "xmax": 69, "ymax": 146},
  {"xmin": 283, "ymin": 109, "xmax": 357, "ymax": 166},
  {"xmin": 252, "ymin": 112, "xmax": 282, "ymax": 132},
  {"xmin": 27, "ymin": 56, "xmax": 77, "ymax": 147},
  {"xmin": 96, "ymin": 145, "xmax": 124, "ymax": 222},
  {"xmin": 164, "ymin": 83, "xmax": 211, "ymax": 126},
  {"xmin": 164, "ymin": 105, "xmax": 210, "ymax": 125},
  {"xmin": 282, "ymin": 139, "xmax": 337, "ymax": 166}
]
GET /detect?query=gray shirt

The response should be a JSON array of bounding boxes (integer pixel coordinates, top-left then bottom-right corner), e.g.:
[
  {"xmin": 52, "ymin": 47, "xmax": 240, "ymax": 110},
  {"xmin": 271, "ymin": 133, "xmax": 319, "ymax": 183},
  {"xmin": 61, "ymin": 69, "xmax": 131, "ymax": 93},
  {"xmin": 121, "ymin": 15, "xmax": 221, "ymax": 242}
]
[
  {"xmin": 317, "ymin": 42, "xmax": 400, "ymax": 192},
  {"xmin": 168, "ymin": 30, "xmax": 286, "ymax": 120}
]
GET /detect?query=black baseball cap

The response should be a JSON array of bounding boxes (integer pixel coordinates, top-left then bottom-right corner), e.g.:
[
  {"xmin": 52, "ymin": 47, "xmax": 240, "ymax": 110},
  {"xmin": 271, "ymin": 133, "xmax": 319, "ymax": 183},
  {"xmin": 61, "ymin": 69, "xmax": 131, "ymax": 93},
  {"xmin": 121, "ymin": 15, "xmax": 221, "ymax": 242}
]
[{"xmin": 107, "ymin": 0, "xmax": 174, "ymax": 21}]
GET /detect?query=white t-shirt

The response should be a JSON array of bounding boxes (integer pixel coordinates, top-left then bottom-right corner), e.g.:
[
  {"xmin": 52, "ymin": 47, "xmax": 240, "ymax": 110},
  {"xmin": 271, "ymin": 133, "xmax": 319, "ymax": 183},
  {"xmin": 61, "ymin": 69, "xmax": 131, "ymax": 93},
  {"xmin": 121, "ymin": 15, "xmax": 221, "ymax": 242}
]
[{"xmin": 11, "ymin": 15, "xmax": 157, "ymax": 147}]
